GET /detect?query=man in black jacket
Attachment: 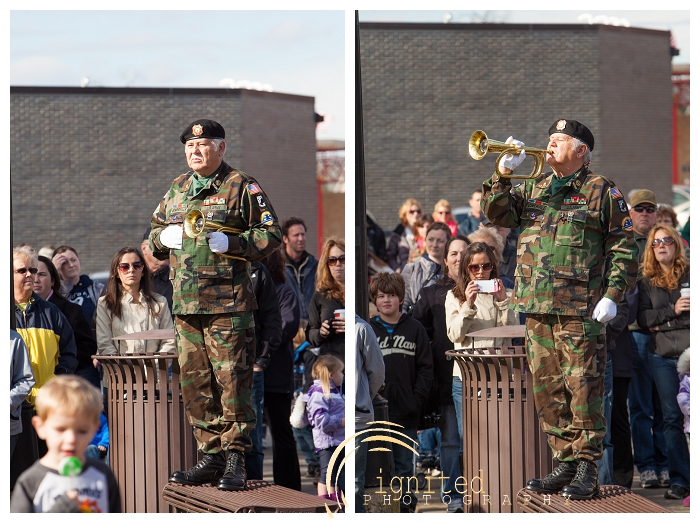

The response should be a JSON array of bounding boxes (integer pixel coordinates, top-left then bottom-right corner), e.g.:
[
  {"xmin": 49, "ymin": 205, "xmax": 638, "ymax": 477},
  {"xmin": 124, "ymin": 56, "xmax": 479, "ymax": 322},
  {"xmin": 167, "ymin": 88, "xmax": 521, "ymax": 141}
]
[{"xmin": 246, "ymin": 261, "xmax": 282, "ymax": 480}]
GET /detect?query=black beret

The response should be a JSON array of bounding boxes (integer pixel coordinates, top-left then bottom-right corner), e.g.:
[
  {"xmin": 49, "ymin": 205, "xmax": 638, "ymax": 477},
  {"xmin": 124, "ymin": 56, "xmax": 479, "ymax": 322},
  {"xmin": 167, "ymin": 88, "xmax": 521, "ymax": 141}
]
[
  {"xmin": 142, "ymin": 226, "xmax": 151, "ymax": 242},
  {"xmin": 548, "ymin": 119, "xmax": 594, "ymax": 152},
  {"xmin": 180, "ymin": 119, "xmax": 226, "ymax": 144}
]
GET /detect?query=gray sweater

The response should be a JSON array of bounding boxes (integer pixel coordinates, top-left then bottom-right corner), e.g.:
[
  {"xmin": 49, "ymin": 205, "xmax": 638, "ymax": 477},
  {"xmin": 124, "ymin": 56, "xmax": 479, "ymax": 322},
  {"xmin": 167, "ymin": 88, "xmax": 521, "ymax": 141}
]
[
  {"xmin": 355, "ymin": 316, "xmax": 385, "ymax": 429},
  {"xmin": 10, "ymin": 330, "xmax": 35, "ymax": 436}
]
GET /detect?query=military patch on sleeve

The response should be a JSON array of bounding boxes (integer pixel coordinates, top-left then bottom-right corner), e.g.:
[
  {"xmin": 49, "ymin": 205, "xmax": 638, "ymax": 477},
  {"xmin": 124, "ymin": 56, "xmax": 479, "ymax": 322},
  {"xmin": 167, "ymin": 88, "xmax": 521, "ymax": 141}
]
[
  {"xmin": 260, "ymin": 211, "xmax": 274, "ymax": 226},
  {"xmin": 610, "ymin": 187, "xmax": 623, "ymax": 199},
  {"xmin": 256, "ymin": 195, "xmax": 266, "ymax": 208},
  {"xmin": 622, "ymin": 217, "xmax": 633, "ymax": 230},
  {"xmin": 618, "ymin": 200, "xmax": 628, "ymax": 213},
  {"xmin": 248, "ymin": 183, "xmax": 262, "ymax": 194}
]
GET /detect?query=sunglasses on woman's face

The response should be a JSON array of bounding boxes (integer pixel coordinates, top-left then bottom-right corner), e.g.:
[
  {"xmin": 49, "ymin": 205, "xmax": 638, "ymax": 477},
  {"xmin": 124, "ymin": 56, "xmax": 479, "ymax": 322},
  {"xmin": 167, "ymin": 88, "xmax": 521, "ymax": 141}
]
[
  {"xmin": 651, "ymin": 237, "xmax": 675, "ymax": 248},
  {"xmin": 15, "ymin": 267, "xmax": 38, "ymax": 275},
  {"xmin": 468, "ymin": 262, "xmax": 492, "ymax": 274},
  {"xmin": 118, "ymin": 262, "xmax": 145, "ymax": 272},
  {"xmin": 327, "ymin": 255, "xmax": 345, "ymax": 267}
]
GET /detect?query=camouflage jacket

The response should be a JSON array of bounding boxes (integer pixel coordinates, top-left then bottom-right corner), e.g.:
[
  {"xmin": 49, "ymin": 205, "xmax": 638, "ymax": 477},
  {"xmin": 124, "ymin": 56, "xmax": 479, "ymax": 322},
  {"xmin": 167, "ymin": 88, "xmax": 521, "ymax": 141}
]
[
  {"xmin": 481, "ymin": 167, "xmax": 638, "ymax": 316},
  {"xmin": 149, "ymin": 161, "xmax": 282, "ymax": 315}
]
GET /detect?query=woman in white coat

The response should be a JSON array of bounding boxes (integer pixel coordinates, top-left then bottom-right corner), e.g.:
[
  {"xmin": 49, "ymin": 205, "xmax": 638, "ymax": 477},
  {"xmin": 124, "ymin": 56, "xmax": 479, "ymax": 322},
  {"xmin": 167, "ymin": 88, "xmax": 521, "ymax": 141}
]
[{"xmin": 96, "ymin": 247, "xmax": 175, "ymax": 355}]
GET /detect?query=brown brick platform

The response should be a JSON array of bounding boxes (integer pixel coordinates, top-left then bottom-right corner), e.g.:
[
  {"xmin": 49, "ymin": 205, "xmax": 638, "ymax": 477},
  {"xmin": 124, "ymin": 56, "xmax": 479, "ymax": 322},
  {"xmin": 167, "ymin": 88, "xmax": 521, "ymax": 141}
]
[
  {"xmin": 516, "ymin": 485, "xmax": 673, "ymax": 513},
  {"xmin": 162, "ymin": 480, "xmax": 340, "ymax": 513}
]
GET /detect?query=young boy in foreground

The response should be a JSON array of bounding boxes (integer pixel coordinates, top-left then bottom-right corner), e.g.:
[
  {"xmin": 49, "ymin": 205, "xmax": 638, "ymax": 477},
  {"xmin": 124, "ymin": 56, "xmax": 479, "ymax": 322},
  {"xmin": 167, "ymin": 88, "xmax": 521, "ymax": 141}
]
[
  {"xmin": 10, "ymin": 375, "xmax": 121, "ymax": 513},
  {"xmin": 368, "ymin": 272, "xmax": 433, "ymax": 513}
]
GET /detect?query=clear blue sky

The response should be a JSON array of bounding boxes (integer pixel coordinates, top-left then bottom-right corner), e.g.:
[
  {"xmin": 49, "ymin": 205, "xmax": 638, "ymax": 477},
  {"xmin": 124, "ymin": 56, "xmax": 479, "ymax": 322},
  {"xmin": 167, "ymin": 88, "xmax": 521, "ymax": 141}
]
[{"xmin": 10, "ymin": 9, "xmax": 346, "ymax": 141}]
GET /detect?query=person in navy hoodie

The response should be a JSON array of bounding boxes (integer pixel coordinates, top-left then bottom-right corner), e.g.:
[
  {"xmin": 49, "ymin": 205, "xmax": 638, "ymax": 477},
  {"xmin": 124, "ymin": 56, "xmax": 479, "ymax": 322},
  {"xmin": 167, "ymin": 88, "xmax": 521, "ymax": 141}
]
[{"xmin": 369, "ymin": 272, "xmax": 433, "ymax": 513}]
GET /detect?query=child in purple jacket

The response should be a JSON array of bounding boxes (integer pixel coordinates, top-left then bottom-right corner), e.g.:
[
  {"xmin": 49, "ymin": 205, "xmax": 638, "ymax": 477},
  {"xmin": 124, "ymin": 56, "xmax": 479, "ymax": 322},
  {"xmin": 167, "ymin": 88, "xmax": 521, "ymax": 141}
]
[{"xmin": 303, "ymin": 354, "xmax": 345, "ymax": 501}]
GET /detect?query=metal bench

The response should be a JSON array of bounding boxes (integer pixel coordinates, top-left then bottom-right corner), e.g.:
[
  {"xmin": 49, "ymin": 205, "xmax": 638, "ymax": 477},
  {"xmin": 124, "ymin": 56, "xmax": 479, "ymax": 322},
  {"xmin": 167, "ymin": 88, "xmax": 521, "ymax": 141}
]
[
  {"xmin": 162, "ymin": 481, "xmax": 336, "ymax": 513},
  {"xmin": 516, "ymin": 485, "xmax": 673, "ymax": 513}
]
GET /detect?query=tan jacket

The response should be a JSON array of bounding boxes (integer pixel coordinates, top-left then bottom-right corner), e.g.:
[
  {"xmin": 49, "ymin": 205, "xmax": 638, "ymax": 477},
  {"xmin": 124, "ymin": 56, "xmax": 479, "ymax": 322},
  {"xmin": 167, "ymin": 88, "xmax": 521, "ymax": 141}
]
[
  {"xmin": 445, "ymin": 289, "xmax": 519, "ymax": 377},
  {"xmin": 96, "ymin": 292, "xmax": 175, "ymax": 355}
]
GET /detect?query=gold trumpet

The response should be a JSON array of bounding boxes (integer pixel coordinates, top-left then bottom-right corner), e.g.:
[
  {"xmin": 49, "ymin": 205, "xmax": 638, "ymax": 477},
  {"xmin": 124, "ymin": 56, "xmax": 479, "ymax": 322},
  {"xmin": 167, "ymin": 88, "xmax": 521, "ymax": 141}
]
[
  {"xmin": 183, "ymin": 209, "xmax": 246, "ymax": 260},
  {"xmin": 468, "ymin": 130, "xmax": 552, "ymax": 179}
]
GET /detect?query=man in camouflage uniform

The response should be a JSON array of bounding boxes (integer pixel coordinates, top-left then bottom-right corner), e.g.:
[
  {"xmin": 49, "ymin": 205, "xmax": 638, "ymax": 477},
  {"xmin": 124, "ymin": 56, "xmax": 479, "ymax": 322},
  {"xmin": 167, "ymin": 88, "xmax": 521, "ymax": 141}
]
[
  {"xmin": 149, "ymin": 119, "xmax": 281, "ymax": 491},
  {"xmin": 481, "ymin": 120, "xmax": 638, "ymax": 499}
]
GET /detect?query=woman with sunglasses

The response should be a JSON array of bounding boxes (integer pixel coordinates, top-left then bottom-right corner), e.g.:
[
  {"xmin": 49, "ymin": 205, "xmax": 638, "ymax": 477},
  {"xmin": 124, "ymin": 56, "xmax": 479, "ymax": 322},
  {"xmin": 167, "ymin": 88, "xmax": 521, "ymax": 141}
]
[
  {"xmin": 387, "ymin": 198, "xmax": 424, "ymax": 272},
  {"xmin": 432, "ymin": 199, "xmax": 458, "ymax": 237},
  {"xmin": 637, "ymin": 225, "xmax": 690, "ymax": 501},
  {"xmin": 445, "ymin": 240, "xmax": 519, "ymax": 367},
  {"xmin": 306, "ymin": 237, "xmax": 345, "ymax": 362},
  {"xmin": 95, "ymin": 247, "xmax": 175, "ymax": 355},
  {"xmin": 52, "ymin": 245, "xmax": 105, "ymax": 332}
]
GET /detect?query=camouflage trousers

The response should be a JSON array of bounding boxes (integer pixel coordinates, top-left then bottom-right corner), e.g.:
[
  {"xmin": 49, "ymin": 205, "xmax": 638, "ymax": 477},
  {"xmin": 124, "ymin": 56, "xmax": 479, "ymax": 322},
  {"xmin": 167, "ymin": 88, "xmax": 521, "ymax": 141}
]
[
  {"xmin": 175, "ymin": 312, "xmax": 256, "ymax": 455},
  {"xmin": 525, "ymin": 314, "xmax": 607, "ymax": 462}
]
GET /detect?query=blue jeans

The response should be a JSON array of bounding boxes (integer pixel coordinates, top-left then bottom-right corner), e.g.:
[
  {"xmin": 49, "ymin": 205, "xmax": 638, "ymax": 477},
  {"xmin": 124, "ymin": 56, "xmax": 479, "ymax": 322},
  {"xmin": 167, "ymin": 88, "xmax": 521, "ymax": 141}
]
[
  {"xmin": 417, "ymin": 427, "xmax": 440, "ymax": 460},
  {"xmin": 597, "ymin": 352, "xmax": 614, "ymax": 485},
  {"xmin": 246, "ymin": 370, "xmax": 265, "ymax": 479},
  {"xmin": 355, "ymin": 431, "xmax": 369, "ymax": 513},
  {"xmin": 452, "ymin": 378, "xmax": 464, "ymax": 444},
  {"xmin": 649, "ymin": 353, "xmax": 690, "ymax": 489},
  {"xmin": 438, "ymin": 403, "xmax": 462, "ymax": 506},
  {"xmin": 293, "ymin": 424, "xmax": 319, "ymax": 466},
  {"xmin": 390, "ymin": 426, "xmax": 418, "ymax": 512},
  {"xmin": 628, "ymin": 331, "xmax": 668, "ymax": 473}
]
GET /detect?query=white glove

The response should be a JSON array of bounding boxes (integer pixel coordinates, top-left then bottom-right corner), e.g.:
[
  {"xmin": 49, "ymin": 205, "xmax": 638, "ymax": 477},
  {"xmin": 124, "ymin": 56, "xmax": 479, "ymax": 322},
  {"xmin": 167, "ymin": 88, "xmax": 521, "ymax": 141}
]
[
  {"xmin": 592, "ymin": 297, "xmax": 617, "ymax": 323},
  {"xmin": 159, "ymin": 225, "xmax": 183, "ymax": 249},
  {"xmin": 206, "ymin": 231, "xmax": 229, "ymax": 253},
  {"xmin": 498, "ymin": 136, "xmax": 527, "ymax": 173}
]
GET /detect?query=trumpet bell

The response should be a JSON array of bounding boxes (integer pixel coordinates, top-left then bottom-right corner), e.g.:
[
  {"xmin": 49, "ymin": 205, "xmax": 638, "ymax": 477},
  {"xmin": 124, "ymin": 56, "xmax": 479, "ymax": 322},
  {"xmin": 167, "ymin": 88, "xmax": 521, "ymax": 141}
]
[
  {"xmin": 184, "ymin": 209, "xmax": 208, "ymax": 238},
  {"xmin": 468, "ymin": 129, "xmax": 551, "ymax": 180}
]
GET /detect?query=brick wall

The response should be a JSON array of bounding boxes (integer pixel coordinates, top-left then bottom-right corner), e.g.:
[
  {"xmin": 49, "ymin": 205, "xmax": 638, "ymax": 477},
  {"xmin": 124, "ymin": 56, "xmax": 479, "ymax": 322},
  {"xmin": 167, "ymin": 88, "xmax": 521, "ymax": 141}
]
[
  {"xmin": 10, "ymin": 87, "xmax": 318, "ymax": 273},
  {"xmin": 359, "ymin": 23, "xmax": 674, "ymax": 231}
]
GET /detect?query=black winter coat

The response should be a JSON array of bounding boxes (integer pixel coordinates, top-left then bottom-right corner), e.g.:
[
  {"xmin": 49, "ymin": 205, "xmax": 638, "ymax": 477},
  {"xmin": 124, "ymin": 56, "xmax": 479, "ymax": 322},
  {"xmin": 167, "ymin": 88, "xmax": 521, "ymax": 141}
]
[{"xmin": 637, "ymin": 271, "xmax": 690, "ymax": 359}]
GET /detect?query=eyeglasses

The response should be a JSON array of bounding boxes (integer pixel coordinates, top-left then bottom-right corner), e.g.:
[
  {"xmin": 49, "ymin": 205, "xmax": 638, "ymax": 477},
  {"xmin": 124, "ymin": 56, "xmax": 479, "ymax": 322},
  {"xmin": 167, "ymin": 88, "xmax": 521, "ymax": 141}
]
[
  {"xmin": 651, "ymin": 237, "xmax": 675, "ymax": 248},
  {"xmin": 118, "ymin": 262, "xmax": 145, "ymax": 272},
  {"xmin": 328, "ymin": 255, "xmax": 345, "ymax": 266},
  {"xmin": 15, "ymin": 267, "xmax": 38, "ymax": 275},
  {"xmin": 468, "ymin": 262, "xmax": 493, "ymax": 274},
  {"xmin": 633, "ymin": 205, "xmax": 657, "ymax": 214},
  {"xmin": 408, "ymin": 209, "xmax": 421, "ymax": 215},
  {"xmin": 437, "ymin": 211, "xmax": 451, "ymax": 215}
]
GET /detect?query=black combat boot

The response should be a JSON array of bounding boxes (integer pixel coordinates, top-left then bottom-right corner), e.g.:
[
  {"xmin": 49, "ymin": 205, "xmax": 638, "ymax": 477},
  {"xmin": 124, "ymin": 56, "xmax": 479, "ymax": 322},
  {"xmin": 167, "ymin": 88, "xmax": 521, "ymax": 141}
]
[
  {"xmin": 217, "ymin": 451, "xmax": 247, "ymax": 491},
  {"xmin": 526, "ymin": 460, "xmax": 578, "ymax": 493},
  {"xmin": 168, "ymin": 452, "xmax": 226, "ymax": 485},
  {"xmin": 561, "ymin": 459, "xmax": 599, "ymax": 500}
]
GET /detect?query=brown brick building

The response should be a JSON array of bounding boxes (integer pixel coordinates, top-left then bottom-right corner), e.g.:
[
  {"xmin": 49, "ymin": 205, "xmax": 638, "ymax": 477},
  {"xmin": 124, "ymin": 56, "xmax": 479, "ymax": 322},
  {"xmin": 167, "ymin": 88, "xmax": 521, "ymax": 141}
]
[
  {"xmin": 10, "ymin": 87, "xmax": 318, "ymax": 273},
  {"xmin": 359, "ymin": 23, "xmax": 675, "ymax": 230}
]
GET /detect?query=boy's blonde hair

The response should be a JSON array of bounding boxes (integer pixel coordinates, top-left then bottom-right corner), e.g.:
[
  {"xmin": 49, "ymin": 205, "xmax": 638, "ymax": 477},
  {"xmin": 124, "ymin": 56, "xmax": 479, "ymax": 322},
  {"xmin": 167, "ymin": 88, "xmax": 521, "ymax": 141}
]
[
  {"xmin": 35, "ymin": 375, "xmax": 103, "ymax": 425},
  {"xmin": 311, "ymin": 354, "xmax": 344, "ymax": 400}
]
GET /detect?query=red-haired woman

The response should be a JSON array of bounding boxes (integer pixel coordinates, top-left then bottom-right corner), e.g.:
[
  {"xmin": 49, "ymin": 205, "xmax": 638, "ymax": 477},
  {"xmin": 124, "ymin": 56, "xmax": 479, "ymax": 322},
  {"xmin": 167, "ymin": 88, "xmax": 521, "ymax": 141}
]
[
  {"xmin": 306, "ymin": 237, "xmax": 345, "ymax": 362},
  {"xmin": 637, "ymin": 225, "xmax": 690, "ymax": 501}
]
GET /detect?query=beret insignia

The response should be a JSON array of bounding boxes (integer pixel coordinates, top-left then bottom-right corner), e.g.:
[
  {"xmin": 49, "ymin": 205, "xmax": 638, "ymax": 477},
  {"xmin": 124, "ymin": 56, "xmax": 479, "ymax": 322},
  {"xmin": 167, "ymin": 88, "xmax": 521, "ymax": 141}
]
[
  {"xmin": 556, "ymin": 119, "xmax": 567, "ymax": 131},
  {"xmin": 192, "ymin": 124, "xmax": 204, "ymax": 137}
]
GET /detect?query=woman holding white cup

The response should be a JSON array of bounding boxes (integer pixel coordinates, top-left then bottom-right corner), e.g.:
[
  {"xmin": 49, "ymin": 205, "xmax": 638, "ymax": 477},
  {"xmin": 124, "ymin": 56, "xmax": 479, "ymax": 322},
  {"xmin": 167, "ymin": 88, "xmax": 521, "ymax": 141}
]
[
  {"xmin": 637, "ymin": 225, "xmax": 690, "ymax": 501},
  {"xmin": 306, "ymin": 237, "xmax": 345, "ymax": 363}
]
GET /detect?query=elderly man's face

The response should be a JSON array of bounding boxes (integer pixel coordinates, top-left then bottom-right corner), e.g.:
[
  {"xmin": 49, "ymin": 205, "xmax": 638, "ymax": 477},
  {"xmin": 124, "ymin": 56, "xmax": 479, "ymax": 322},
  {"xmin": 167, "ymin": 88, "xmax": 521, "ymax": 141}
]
[
  {"xmin": 629, "ymin": 203, "xmax": 658, "ymax": 236},
  {"xmin": 14, "ymin": 256, "xmax": 37, "ymax": 302},
  {"xmin": 185, "ymin": 138, "xmax": 225, "ymax": 176},
  {"xmin": 546, "ymin": 133, "xmax": 584, "ymax": 170}
]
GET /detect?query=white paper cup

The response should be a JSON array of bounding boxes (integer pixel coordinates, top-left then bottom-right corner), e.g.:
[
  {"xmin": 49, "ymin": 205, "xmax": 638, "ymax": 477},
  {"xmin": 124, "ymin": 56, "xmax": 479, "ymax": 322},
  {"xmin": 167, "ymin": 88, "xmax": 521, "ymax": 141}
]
[
  {"xmin": 334, "ymin": 309, "xmax": 345, "ymax": 319},
  {"xmin": 680, "ymin": 288, "xmax": 690, "ymax": 298}
]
